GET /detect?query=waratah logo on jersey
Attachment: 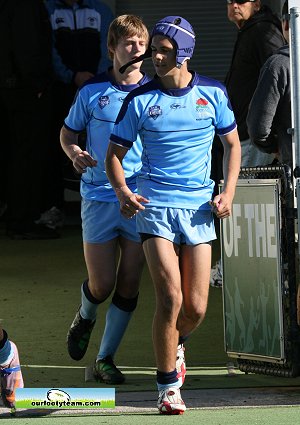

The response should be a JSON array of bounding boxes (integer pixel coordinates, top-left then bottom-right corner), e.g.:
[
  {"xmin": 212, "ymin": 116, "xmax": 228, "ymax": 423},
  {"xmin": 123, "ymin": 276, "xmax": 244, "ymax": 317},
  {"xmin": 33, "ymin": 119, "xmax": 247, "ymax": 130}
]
[
  {"xmin": 196, "ymin": 98, "xmax": 210, "ymax": 119},
  {"xmin": 148, "ymin": 105, "xmax": 162, "ymax": 120},
  {"xmin": 196, "ymin": 98, "xmax": 208, "ymax": 108},
  {"xmin": 98, "ymin": 96, "xmax": 110, "ymax": 109}
]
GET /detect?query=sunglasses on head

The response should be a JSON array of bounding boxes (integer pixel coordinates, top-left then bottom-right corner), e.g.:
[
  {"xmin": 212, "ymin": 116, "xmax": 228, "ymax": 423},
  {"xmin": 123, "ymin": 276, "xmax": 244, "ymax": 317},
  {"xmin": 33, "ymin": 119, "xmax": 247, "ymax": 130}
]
[{"xmin": 227, "ymin": 0, "xmax": 256, "ymax": 4}]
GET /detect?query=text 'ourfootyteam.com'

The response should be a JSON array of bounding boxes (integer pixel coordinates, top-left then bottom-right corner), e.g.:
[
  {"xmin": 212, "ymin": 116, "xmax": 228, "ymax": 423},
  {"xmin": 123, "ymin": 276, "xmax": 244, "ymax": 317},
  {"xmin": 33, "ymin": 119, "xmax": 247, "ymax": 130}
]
[{"xmin": 30, "ymin": 400, "xmax": 101, "ymax": 408}]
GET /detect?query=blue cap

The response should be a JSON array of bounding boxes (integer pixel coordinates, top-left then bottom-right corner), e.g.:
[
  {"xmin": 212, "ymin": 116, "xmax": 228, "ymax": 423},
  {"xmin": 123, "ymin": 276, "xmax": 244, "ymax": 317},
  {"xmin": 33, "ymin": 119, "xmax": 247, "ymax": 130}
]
[{"xmin": 151, "ymin": 16, "xmax": 196, "ymax": 68}]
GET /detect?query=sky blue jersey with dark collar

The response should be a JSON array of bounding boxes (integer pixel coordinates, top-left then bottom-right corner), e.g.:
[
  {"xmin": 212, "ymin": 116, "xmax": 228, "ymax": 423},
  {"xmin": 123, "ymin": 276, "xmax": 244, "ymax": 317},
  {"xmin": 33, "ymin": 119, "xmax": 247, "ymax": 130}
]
[
  {"xmin": 111, "ymin": 71, "xmax": 236, "ymax": 209},
  {"xmin": 64, "ymin": 70, "xmax": 151, "ymax": 201}
]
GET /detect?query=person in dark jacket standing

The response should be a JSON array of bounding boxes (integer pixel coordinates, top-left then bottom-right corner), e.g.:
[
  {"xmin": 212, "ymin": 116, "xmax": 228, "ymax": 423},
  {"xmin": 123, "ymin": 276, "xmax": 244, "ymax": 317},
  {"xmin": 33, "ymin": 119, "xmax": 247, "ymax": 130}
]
[
  {"xmin": 46, "ymin": 0, "xmax": 113, "ymax": 87},
  {"xmin": 0, "ymin": 0, "xmax": 58, "ymax": 239},
  {"xmin": 210, "ymin": 0, "xmax": 286, "ymax": 287},
  {"xmin": 41, "ymin": 0, "xmax": 114, "ymax": 228},
  {"xmin": 247, "ymin": 0, "xmax": 291, "ymax": 167},
  {"xmin": 225, "ymin": 0, "xmax": 285, "ymax": 166}
]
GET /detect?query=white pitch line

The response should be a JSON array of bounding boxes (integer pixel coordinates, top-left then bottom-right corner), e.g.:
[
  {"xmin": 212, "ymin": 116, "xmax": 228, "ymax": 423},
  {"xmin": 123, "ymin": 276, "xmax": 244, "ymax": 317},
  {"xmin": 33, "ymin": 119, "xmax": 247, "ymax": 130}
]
[
  {"xmin": 22, "ymin": 365, "xmax": 152, "ymax": 369},
  {"xmin": 23, "ymin": 365, "xmax": 228, "ymax": 370},
  {"xmin": 23, "ymin": 365, "xmax": 85, "ymax": 369}
]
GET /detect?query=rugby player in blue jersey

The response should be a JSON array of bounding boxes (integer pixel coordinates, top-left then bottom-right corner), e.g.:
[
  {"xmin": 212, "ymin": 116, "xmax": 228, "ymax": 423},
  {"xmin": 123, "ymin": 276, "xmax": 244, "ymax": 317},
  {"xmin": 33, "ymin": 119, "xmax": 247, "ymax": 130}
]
[
  {"xmin": 60, "ymin": 15, "xmax": 150, "ymax": 385},
  {"xmin": 106, "ymin": 16, "xmax": 241, "ymax": 414}
]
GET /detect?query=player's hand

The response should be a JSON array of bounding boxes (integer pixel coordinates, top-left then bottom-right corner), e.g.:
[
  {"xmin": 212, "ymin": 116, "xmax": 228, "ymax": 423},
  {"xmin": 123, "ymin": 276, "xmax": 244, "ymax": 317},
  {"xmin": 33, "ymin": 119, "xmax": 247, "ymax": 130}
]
[
  {"xmin": 72, "ymin": 150, "xmax": 97, "ymax": 174},
  {"xmin": 210, "ymin": 192, "xmax": 233, "ymax": 219},
  {"xmin": 115, "ymin": 186, "xmax": 149, "ymax": 219}
]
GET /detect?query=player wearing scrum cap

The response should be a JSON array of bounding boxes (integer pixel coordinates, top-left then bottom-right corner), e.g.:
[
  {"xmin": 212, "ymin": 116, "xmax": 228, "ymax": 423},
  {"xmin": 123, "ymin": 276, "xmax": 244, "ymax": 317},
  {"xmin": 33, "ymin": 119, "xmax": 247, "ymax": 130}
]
[{"xmin": 106, "ymin": 16, "xmax": 241, "ymax": 414}]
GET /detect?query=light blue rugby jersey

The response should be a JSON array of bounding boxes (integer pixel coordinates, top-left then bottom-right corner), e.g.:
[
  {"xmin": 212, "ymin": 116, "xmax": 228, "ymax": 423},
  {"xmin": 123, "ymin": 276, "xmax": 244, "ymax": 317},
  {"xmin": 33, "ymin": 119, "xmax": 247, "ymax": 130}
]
[
  {"xmin": 111, "ymin": 72, "xmax": 237, "ymax": 209},
  {"xmin": 64, "ymin": 70, "xmax": 150, "ymax": 202}
]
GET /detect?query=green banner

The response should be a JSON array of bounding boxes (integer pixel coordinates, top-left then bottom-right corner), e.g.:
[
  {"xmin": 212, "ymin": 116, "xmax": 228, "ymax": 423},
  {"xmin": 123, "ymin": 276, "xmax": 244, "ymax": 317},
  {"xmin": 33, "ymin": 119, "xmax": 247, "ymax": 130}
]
[{"xmin": 221, "ymin": 181, "xmax": 284, "ymax": 360}]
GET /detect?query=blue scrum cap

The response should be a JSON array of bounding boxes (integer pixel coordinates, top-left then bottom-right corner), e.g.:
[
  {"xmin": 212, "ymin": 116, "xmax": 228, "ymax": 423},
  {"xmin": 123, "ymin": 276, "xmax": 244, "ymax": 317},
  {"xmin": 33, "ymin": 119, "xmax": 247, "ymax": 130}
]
[{"xmin": 151, "ymin": 16, "xmax": 196, "ymax": 68}]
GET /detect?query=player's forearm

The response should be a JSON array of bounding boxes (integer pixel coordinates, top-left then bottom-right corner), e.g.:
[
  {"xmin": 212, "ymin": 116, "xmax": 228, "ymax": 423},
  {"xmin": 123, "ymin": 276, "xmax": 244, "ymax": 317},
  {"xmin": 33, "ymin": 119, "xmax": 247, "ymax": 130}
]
[
  {"xmin": 60, "ymin": 126, "xmax": 81, "ymax": 161},
  {"xmin": 222, "ymin": 136, "xmax": 241, "ymax": 199},
  {"xmin": 105, "ymin": 144, "xmax": 129, "ymax": 193}
]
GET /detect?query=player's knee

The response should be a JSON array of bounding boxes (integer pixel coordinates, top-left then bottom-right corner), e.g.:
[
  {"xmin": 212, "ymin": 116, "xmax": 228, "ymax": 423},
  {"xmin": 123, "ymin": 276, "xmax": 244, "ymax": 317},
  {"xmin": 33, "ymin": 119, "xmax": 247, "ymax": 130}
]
[
  {"xmin": 116, "ymin": 285, "xmax": 139, "ymax": 299},
  {"xmin": 88, "ymin": 279, "xmax": 113, "ymax": 301},
  {"xmin": 116, "ymin": 271, "xmax": 141, "ymax": 298},
  {"xmin": 112, "ymin": 292, "xmax": 139, "ymax": 312},
  {"xmin": 184, "ymin": 305, "xmax": 207, "ymax": 326},
  {"xmin": 117, "ymin": 275, "xmax": 141, "ymax": 298}
]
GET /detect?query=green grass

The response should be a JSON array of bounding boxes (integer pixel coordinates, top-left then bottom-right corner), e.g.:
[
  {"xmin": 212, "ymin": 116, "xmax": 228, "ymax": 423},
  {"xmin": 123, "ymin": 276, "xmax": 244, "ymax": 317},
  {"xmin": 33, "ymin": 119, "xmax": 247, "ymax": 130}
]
[{"xmin": 2, "ymin": 406, "xmax": 300, "ymax": 425}]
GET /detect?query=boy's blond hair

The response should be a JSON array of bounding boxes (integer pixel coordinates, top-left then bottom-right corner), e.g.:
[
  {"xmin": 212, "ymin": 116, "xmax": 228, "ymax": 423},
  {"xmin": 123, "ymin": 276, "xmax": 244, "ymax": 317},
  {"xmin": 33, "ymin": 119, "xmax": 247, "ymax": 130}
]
[{"xmin": 107, "ymin": 15, "xmax": 149, "ymax": 61}]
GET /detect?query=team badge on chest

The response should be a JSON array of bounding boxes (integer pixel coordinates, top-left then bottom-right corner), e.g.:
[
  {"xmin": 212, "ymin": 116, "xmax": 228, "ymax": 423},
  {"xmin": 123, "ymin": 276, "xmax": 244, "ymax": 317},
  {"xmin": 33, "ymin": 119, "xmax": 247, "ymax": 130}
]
[
  {"xmin": 98, "ymin": 96, "xmax": 110, "ymax": 109},
  {"xmin": 148, "ymin": 105, "xmax": 162, "ymax": 120}
]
